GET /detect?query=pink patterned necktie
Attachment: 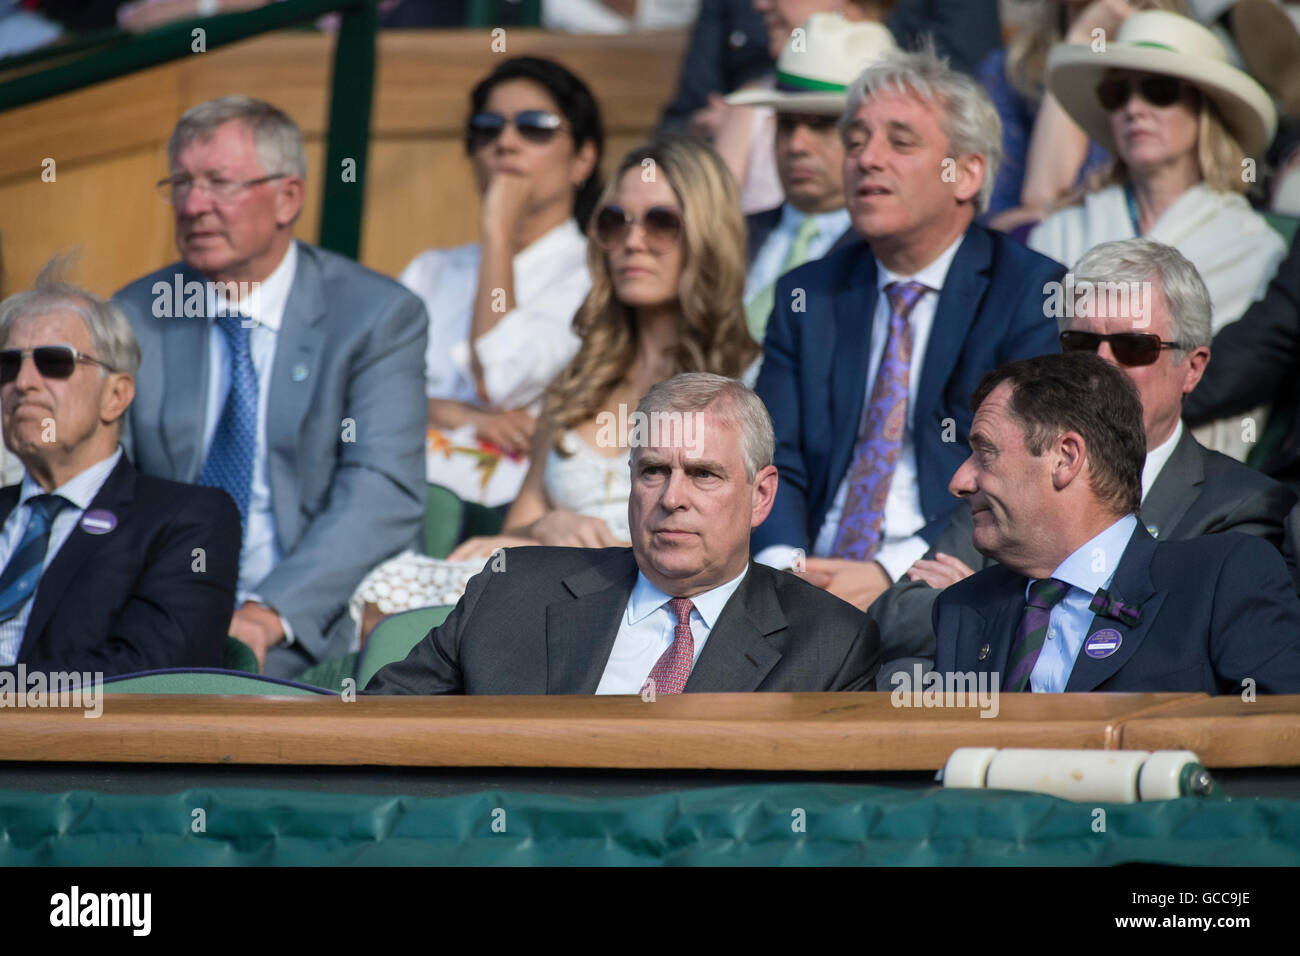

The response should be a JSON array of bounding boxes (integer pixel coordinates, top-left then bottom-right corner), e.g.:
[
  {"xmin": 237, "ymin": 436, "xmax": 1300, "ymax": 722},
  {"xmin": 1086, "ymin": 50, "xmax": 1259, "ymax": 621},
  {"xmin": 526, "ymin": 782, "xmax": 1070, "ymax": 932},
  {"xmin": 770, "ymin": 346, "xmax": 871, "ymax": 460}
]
[
  {"xmin": 831, "ymin": 280, "xmax": 928, "ymax": 561},
  {"xmin": 642, "ymin": 597, "xmax": 695, "ymax": 695}
]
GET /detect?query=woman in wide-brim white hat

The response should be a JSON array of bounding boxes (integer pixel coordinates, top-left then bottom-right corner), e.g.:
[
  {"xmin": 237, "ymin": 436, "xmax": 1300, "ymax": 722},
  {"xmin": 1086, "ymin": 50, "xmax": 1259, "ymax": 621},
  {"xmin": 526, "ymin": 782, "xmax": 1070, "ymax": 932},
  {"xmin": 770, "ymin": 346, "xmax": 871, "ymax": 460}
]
[{"xmin": 1027, "ymin": 9, "xmax": 1286, "ymax": 463}]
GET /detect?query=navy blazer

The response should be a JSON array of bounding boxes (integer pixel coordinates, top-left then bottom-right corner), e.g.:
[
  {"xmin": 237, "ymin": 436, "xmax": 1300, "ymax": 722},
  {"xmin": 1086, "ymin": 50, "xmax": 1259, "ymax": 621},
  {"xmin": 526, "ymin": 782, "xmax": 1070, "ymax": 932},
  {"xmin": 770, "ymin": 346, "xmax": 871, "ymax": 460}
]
[
  {"xmin": 934, "ymin": 525, "xmax": 1300, "ymax": 694},
  {"xmin": 0, "ymin": 455, "xmax": 240, "ymax": 676},
  {"xmin": 753, "ymin": 224, "xmax": 1066, "ymax": 553}
]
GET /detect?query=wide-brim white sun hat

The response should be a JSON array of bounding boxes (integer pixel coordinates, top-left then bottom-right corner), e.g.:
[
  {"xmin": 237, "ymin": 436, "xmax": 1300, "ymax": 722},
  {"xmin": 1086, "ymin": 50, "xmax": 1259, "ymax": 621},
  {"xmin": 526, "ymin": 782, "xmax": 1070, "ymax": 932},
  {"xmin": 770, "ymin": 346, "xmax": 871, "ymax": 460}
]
[
  {"xmin": 725, "ymin": 12, "xmax": 898, "ymax": 114},
  {"xmin": 1046, "ymin": 9, "xmax": 1277, "ymax": 157}
]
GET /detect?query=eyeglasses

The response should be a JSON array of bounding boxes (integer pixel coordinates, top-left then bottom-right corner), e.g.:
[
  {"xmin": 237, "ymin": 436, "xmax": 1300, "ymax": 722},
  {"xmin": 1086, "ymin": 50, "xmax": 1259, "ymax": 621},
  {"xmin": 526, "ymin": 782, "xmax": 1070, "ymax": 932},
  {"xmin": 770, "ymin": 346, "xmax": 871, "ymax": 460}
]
[
  {"xmin": 1059, "ymin": 330, "xmax": 1181, "ymax": 366},
  {"xmin": 467, "ymin": 110, "xmax": 569, "ymax": 149},
  {"xmin": 156, "ymin": 173, "xmax": 287, "ymax": 204},
  {"xmin": 1096, "ymin": 74, "xmax": 1194, "ymax": 112},
  {"xmin": 0, "ymin": 346, "xmax": 116, "ymax": 384},
  {"xmin": 776, "ymin": 113, "xmax": 840, "ymax": 135},
  {"xmin": 593, "ymin": 204, "xmax": 684, "ymax": 252}
]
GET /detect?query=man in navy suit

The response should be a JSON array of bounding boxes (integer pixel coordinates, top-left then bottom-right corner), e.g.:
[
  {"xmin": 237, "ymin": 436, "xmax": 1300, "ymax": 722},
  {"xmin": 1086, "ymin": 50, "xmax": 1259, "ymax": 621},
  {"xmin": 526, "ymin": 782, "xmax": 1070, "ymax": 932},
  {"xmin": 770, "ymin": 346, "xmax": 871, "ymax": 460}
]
[
  {"xmin": 0, "ymin": 267, "xmax": 239, "ymax": 677},
  {"xmin": 934, "ymin": 352, "xmax": 1300, "ymax": 695},
  {"xmin": 753, "ymin": 46, "xmax": 1066, "ymax": 612}
]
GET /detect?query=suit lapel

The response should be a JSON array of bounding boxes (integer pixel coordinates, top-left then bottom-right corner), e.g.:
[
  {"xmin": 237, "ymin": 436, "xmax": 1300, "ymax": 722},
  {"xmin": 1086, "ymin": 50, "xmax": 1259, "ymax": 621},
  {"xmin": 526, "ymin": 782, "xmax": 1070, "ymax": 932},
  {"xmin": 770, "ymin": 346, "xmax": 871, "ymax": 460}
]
[
  {"xmin": 1064, "ymin": 525, "xmax": 1164, "ymax": 691},
  {"xmin": 266, "ymin": 244, "xmax": 327, "ymax": 544},
  {"xmin": 546, "ymin": 551, "xmax": 639, "ymax": 694},
  {"xmin": 914, "ymin": 226, "xmax": 990, "ymax": 431},
  {"xmin": 979, "ymin": 578, "xmax": 1025, "ymax": 686},
  {"xmin": 829, "ymin": 251, "xmax": 878, "ymax": 471},
  {"xmin": 684, "ymin": 565, "xmax": 784, "ymax": 692},
  {"xmin": 19, "ymin": 457, "xmax": 135, "ymax": 658},
  {"xmin": 1138, "ymin": 429, "xmax": 1201, "ymax": 541},
  {"xmin": 161, "ymin": 265, "xmax": 213, "ymax": 482}
]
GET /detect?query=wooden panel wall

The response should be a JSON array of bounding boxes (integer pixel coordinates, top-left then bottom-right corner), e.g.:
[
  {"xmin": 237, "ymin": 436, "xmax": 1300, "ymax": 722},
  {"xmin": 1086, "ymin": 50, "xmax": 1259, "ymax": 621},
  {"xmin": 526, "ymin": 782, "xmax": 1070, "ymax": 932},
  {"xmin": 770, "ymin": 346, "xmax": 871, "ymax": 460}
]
[{"xmin": 0, "ymin": 29, "xmax": 686, "ymax": 297}]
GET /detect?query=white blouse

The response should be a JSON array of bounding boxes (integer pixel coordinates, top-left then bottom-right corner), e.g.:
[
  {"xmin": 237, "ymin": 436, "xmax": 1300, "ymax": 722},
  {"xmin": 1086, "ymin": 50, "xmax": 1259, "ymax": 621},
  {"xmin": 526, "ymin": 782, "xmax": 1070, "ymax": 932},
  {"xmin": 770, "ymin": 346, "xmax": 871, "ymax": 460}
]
[{"xmin": 399, "ymin": 219, "xmax": 592, "ymax": 409}]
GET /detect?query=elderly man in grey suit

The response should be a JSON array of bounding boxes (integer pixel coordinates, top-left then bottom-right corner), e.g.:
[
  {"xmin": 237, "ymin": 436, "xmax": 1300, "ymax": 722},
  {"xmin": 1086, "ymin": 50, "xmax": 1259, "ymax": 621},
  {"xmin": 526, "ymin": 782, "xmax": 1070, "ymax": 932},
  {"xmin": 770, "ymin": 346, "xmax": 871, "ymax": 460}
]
[
  {"xmin": 870, "ymin": 238, "xmax": 1298, "ymax": 681},
  {"xmin": 368, "ymin": 374, "xmax": 879, "ymax": 695},
  {"xmin": 113, "ymin": 96, "xmax": 426, "ymax": 678}
]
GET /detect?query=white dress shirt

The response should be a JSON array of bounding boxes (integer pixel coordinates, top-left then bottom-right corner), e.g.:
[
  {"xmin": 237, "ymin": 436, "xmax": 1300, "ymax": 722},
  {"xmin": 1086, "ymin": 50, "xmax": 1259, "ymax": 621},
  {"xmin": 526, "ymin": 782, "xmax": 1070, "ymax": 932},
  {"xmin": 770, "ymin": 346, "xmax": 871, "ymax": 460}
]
[
  {"xmin": 399, "ymin": 219, "xmax": 590, "ymax": 409},
  {"xmin": 0, "ymin": 447, "xmax": 122, "ymax": 665},
  {"xmin": 203, "ymin": 240, "xmax": 296, "ymax": 637},
  {"xmin": 743, "ymin": 203, "xmax": 852, "ymax": 306},
  {"xmin": 595, "ymin": 565, "xmax": 749, "ymax": 695},
  {"xmin": 758, "ymin": 233, "xmax": 966, "ymax": 581}
]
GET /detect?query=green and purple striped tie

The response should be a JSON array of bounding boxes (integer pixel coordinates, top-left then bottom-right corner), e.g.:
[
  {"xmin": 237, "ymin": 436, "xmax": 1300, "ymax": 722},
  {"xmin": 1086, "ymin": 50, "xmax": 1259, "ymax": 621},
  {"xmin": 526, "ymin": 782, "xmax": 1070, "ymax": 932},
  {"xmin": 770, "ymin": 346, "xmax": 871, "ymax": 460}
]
[{"xmin": 1003, "ymin": 577, "xmax": 1070, "ymax": 692}]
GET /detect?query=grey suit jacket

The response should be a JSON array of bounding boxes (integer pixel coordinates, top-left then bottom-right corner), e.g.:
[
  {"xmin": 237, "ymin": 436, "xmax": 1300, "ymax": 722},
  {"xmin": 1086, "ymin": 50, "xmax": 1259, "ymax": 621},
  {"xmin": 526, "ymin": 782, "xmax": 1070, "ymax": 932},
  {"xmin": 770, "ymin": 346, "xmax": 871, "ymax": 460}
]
[
  {"xmin": 869, "ymin": 428, "xmax": 1298, "ymax": 674},
  {"xmin": 367, "ymin": 547, "xmax": 881, "ymax": 694},
  {"xmin": 113, "ymin": 241, "xmax": 428, "ymax": 677}
]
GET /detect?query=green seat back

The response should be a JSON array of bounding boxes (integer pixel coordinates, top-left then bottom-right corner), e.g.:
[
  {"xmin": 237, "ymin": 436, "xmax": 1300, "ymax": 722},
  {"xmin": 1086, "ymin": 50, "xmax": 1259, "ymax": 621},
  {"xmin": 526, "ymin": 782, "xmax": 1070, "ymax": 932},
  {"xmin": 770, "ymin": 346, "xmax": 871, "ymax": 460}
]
[
  {"xmin": 294, "ymin": 651, "xmax": 360, "ymax": 694},
  {"xmin": 221, "ymin": 636, "xmax": 260, "ymax": 674},
  {"xmin": 463, "ymin": 500, "xmax": 506, "ymax": 539},
  {"xmin": 102, "ymin": 670, "xmax": 330, "ymax": 695},
  {"xmin": 1263, "ymin": 212, "xmax": 1300, "ymax": 246},
  {"xmin": 359, "ymin": 606, "xmax": 454, "ymax": 690},
  {"xmin": 424, "ymin": 483, "xmax": 464, "ymax": 559}
]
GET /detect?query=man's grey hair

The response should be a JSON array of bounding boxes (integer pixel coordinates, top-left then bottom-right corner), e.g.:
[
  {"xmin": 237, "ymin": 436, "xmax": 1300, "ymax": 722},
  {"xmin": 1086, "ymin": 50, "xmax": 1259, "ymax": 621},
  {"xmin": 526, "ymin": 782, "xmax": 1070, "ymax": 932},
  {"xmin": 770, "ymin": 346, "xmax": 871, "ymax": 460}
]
[
  {"xmin": 1069, "ymin": 238, "xmax": 1213, "ymax": 353},
  {"xmin": 168, "ymin": 95, "xmax": 307, "ymax": 180},
  {"xmin": 634, "ymin": 373, "xmax": 774, "ymax": 482},
  {"xmin": 840, "ymin": 44, "xmax": 1002, "ymax": 213},
  {"xmin": 0, "ymin": 258, "xmax": 141, "ymax": 379}
]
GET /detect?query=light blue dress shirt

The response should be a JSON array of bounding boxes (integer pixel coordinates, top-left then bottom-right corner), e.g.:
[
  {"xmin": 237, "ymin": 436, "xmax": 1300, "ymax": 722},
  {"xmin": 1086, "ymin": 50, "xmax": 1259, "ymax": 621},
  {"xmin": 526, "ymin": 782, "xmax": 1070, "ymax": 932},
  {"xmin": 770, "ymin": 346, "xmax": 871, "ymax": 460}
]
[
  {"xmin": 1029, "ymin": 513, "xmax": 1138, "ymax": 693},
  {"xmin": 594, "ymin": 566, "xmax": 749, "ymax": 695},
  {"xmin": 743, "ymin": 204, "xmax": 852, "ymax": 306}
]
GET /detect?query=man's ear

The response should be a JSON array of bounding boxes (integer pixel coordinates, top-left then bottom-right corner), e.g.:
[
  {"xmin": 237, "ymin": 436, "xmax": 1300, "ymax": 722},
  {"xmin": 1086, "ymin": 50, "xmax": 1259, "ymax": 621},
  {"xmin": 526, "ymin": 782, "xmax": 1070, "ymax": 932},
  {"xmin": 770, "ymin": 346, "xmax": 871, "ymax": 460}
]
[
  {"xmin": 101, "ymin": 373, "xmax": 135, "ymax": 428},
  {"xmin": 275, "ymin": 176, "xmax": 306, "ymax": 228},
  {"xmin": 952, "ymin": 152, "xmax": 986, "ymax": 206},
  {"xmin": 1052, "ymin": 431, "xmax": 1088, "ymax": 490},
  {"xmin": 750, "ymin": 464, "xmax": 779, "ymax": 528}
]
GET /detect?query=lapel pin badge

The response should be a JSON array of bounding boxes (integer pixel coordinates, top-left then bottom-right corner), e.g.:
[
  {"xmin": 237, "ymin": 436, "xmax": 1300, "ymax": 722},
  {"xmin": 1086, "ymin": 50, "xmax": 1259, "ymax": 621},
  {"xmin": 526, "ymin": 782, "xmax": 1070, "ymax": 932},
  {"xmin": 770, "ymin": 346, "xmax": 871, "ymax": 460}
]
[
  {"xmin": 977, "ymin": 643, "xmax": 990, "ymax": 661},
  {"xmin": 1084, "ymin": 628, "xmax": 1123, "ymax": 659},
  {"xmin": 80, "ymin": 510, "xmax": 117, "ymax": 535},
  {"xmin": 291, "ymin": 364, "xmax": 309, "ymax": 382},
  {"xmin": 1146, "ymin": 524, "xmax": 1160, "ymax": 539}
]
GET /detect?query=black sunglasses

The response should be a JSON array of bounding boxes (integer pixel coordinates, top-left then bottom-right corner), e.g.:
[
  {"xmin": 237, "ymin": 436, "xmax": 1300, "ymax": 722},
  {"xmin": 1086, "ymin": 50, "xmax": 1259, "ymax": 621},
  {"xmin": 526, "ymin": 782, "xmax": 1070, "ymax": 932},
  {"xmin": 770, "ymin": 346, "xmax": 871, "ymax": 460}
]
[
  {"xmin": 0, "ymin": 345, "xmax": 115, "ymax": 384},
  {"xmin": 593, "ymin": 204, "xmax": 684, "ymax": 252},
  {"xmin": 1059, "ymin": 330, "xmax": 1181, "ymax": 367},
  {"xmin": 467, "ymin": 110, "xmax": 568, "ymax": 148},
  {"xmin": 1096, "ymin": 74, "xmax": 1193, "ymax": 112}
]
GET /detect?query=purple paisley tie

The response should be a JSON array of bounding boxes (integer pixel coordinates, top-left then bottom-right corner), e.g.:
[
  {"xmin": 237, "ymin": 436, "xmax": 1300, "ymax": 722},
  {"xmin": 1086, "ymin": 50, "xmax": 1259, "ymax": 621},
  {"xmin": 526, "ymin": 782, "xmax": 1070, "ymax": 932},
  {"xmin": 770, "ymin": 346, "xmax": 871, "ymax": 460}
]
[{"xmin": 831, "ymin": 280, "xmax": 928, "ymax": 561}]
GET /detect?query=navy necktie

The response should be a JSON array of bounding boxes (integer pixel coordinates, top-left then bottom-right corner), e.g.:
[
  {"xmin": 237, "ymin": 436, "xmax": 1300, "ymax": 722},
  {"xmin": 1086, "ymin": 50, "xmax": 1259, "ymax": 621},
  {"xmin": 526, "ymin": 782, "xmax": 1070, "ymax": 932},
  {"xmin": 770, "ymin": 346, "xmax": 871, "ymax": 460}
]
[
  {"xmin": 199, "ymin": 313, "xmax": 258, "ymax": 520},
  {"xmin": 0, "ymin": 494, "xmax": 69, "ymax": 623}
]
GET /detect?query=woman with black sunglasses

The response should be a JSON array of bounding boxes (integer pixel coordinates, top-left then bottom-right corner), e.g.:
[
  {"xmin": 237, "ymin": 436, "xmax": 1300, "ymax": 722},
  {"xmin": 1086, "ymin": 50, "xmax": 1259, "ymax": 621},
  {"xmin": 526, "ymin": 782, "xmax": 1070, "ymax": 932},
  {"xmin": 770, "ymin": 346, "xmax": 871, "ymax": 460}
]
[
  {"xmin": 399, "ymin": 57, "xmax": 604, "ymax": 509},
  {"xmin": 1026, "ymin": 9, "xmax": 1286, "ymax": 462},
  {"xmin": 348, "ymin": 137, "xmax": 758, "ymax": 635}
]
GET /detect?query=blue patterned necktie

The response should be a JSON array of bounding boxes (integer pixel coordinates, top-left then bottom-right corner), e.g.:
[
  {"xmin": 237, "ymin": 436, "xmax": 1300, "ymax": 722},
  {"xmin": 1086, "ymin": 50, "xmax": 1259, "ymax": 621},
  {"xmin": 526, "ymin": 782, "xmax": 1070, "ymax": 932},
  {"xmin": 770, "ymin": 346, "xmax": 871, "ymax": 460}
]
[
  {"xmin": 831, "ymin": 281, "xmax": 928, "ymax": 560},
  {"xmin": 0, "ymin": 494, "xmax": 68, "ymax": 624},
  {"xmin": 199, "ymin": 314, "xmax": 258, "ymax": 520}
]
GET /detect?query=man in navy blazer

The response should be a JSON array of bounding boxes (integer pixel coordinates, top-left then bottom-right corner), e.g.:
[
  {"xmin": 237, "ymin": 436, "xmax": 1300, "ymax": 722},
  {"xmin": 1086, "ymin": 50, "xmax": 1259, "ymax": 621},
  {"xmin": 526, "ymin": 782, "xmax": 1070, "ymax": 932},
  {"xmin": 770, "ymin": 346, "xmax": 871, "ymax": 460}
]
[
  {"xmin": 0, "ymin": 268, "xmax": 239, "ymax": 677},
  {"xmin": 934, "ymin": 352, "xmax": 1300, "ymax": 695},
  {"xmin": 753, "ymin": 47, "xmax": 1065, "ymax": 611}
]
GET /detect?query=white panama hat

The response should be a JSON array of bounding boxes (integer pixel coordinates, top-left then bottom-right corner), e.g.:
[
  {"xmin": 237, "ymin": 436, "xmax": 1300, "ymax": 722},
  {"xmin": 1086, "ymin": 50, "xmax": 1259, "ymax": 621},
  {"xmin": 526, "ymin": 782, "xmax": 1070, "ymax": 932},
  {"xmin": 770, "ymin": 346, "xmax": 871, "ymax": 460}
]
[
  {"xmin": 725, "ymin": 12, "xmax": 898, "ymax": 114},
  {"xmin": 1046, "ymin": 9, "xmax": 1277, "ymax": 157}
]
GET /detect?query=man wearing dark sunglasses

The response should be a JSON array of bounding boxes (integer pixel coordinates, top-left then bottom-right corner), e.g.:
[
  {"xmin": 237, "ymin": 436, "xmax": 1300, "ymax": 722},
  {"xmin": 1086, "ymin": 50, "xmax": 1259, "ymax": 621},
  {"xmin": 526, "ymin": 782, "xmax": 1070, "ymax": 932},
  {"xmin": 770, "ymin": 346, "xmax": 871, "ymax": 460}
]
[
  {"xmin": 0, "ymin": 267, "xmax": 240, "ymax": 678},
  {"xmin": 870, "ymin": 239, "xmax": 1297, "ymax": 681},
  {"xmin": 112, "ymin": 96, "xmax": 427, "ymax": 678}
]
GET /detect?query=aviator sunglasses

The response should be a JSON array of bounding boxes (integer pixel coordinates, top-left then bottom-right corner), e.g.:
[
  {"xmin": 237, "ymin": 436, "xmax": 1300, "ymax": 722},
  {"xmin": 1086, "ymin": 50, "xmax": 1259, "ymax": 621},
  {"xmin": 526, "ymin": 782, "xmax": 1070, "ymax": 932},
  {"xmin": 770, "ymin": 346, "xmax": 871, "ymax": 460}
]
[
  {"xmin": 593, "ymin": 204, "xmax": 684, "ymax": 252},
  {"xmin": 0, "ymin": 346, "xmax": 115, "ymax": 384},
  {"xmin": 467, "ymin": 110, "xmax": 569, "ymax": 148},
  {"xmin": 1096, "ymin": 74, "xmax": 1194, "ymax": 112},
  {"xmin": 1059, "ymin": 330, "xmax": 1181, "ymax": 367}
]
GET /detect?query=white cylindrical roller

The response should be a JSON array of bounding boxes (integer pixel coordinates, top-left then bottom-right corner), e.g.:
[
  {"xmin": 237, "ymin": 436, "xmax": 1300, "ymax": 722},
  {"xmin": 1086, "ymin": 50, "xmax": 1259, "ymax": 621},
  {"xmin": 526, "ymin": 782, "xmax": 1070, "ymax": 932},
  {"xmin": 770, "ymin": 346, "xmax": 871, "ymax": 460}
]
[
  {"xmin": 1138, "ymin": 750, "xmax": 1204, "ymax": 800},
  {"xmin": 940, "ymin": 747, "xmax": 999, "ymax": 789},
  {"xmin": 940, "ymin": 748, "xmax": 1209, "ymax": 802}
]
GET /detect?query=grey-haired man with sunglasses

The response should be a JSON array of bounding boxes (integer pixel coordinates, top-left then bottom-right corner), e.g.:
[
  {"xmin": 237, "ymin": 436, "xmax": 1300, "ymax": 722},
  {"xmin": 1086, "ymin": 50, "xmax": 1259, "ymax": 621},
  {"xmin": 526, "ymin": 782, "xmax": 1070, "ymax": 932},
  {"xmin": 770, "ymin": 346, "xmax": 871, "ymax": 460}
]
[
  {"xmin": 869, "ymin": 238, "xmax": 1298, "ymax": 682},
  {"xmin": 113, "ymin": 96, "xmax": 428, "ymax": 677},
  {"xmin": 0, "ymin": 264, "xmax": 240, "ymax": 677}
]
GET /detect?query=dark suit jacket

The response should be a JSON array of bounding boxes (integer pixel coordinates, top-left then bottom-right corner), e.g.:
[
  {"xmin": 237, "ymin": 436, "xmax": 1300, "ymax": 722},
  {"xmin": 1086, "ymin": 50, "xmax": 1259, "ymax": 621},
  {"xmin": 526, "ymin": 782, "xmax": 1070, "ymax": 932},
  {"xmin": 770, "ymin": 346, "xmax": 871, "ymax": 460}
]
[
  {"xmin": 745, "ymin": 205, "xmax": 857, "ymax": 268},
  {"xmin": 367, "ymin": 547, "xmax": 880, "ymax": 694},
  {"xmin": 659, "ymin": 0, "xmax": 772, "ymax": 130},
  {"xmin": 934, "ymin": 524, "xmax": 1300, "ymax": 694},
  {"xmin": 113, "ymin": 241, "xmax": 428, "ymax": 678},
  {"xmin": 1184, "ymin": 232, "xmax": 1300, "ymax": 482},
  {"xmin": 1, "ymin": 455, "xmax": 240, "ymax": 676},
  {"xmin": 752, "ymin": 225, "xmax": 1066, "ymax": 554},
  {"xmin": 870, "ymin": 428, "xmax": 1300, "ymax": 665}
]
